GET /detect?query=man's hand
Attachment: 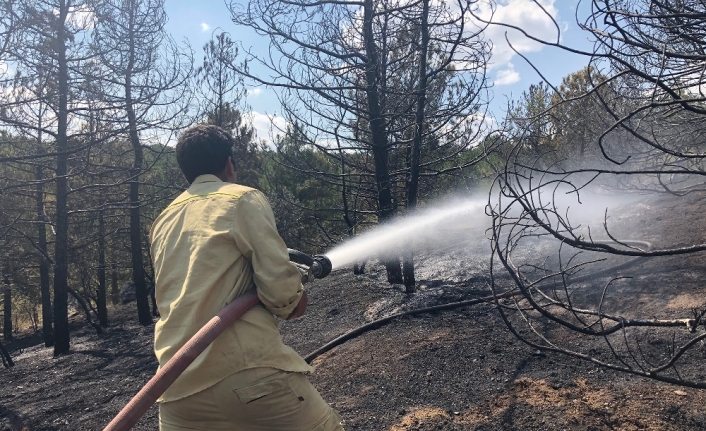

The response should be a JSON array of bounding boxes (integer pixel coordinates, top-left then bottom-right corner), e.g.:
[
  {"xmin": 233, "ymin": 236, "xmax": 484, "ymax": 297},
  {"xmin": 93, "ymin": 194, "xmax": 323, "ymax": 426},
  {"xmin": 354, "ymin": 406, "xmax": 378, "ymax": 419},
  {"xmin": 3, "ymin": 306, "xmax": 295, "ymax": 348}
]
[
  {"xmin": 286, "ymin": 290, "xmax": 308, "ymax": 320},
  {"xmin": 286, "ymin": 263, "xmax": 310, "ymax": 320},
  {"xmin": 294, "ymin": 263, "xmax": 313, "ymax": 284}
]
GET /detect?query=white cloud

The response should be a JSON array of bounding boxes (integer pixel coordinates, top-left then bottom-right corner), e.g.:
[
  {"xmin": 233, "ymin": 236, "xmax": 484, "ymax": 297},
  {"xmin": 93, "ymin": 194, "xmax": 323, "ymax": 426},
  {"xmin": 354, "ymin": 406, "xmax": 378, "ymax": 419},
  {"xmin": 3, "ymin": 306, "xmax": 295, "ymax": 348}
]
[
  {"xmin": 453, "ymin": 112, "xmax": 497, "ymax": 146},
  {"xmin": 247, "ymin": 87, "xmax": 263, "ymax": 97},
  {"xmin": 471, "ymin": 0, "xmax": 560, "ymax": 70},
  {"xmin": 53, "ymin": 6, "xmax": 95, "ymax": 30},
  {"xmin": 247, "ymin": 111, "xmax": 287, "ymax": 146},
  {"xmin": 0, "ymin": 61, "xmax": 11, "ymax": 77},
  {"xmin": 681, "ymin": 66, "xmax": 706, "ymax": 98},
  {"xmin": 494, "ymin": 63, "xmax": 521, "ymax": 86},
  {"xmin": 70, "ymin": 6, "xmax": 95, "ymax": 29},
  {"xmin": 201, "ymin": 23, "xmax": 210, "ymax": 32}
]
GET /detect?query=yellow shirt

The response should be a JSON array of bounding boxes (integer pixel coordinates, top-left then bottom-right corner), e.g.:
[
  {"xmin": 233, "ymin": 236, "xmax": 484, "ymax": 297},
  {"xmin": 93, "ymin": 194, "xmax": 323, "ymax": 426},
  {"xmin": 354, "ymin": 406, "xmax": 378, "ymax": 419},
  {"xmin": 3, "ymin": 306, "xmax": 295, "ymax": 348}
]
[{"xmin": 150, "ymin": 174, "xmax": 314, "ymax": 403}]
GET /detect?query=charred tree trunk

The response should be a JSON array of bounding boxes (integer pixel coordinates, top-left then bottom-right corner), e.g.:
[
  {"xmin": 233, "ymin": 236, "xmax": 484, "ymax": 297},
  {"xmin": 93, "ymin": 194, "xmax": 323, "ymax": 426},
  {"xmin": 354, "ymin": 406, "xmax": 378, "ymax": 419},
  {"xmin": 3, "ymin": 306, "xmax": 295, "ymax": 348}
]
[
  {"xmin": 145, "ymin": 249, "xmax": 159, "ymax": 318},
  {"xmin": 53, "ymin": 1, "xmax": 71, "ymax": 355},
  {"xmin": 363, "ymin": 0, "xmax": 402, "ymax": 284},
  {"xmin": 353, "ymin": 261, "xmax": 367, "ymax": 275},
  {"xmin": 127, "ymin": 101, "xmax": 151, "ymax": 326},
  {"xmin": 125, "ymin": 3, "xmax": 152, "ymax": 326},
  {"xmin": 36, "ymin": 112, "xmax": 54, "ymax": 347},
  {"xmin": 402, "ymin": 0, "xmax": 430, "ymax": 293},
  {"xmin": 3, "ymin": 277, "xmax": 11, "ymax": 341},
  {"xmin": 402, "ymin": 251, "xmax": 415, "ymax": 293},
  {"xmin": 150, "ymin": 288, "xmax": 158, "ymax": 317},
  {"xmin": 36, "ymin": 160, "xmax": 53, "ymax": 346},
  {"xmin": 0, "ymin": 340, "xmax": 13, "ymax": 368},
  {"xmin": 111, "ymin": 263, "xmax": 119, "ymax": 305},
  {"xmin": 68, "ymin": 287, "xmax": 102, "ymax": 334},
  {"xmin": 339, "ymin": 140, "xmax": 355, "ymax": 238},
  {"xmin": 97, "ymin": 207, "xmax": 108, "ymax": 327}
]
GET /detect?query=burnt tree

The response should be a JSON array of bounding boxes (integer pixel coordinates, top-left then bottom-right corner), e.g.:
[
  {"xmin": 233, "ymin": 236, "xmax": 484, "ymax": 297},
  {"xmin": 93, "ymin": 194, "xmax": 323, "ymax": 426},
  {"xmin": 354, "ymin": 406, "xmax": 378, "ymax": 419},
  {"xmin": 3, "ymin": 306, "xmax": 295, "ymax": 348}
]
[
  {"xmin": 482, "ymin": 0, "xmax": 706, "ymax": 388},
  {"xmin": 2, "ymin": 0, "xmax": 99, "ymax": 355},
  {"xmin": 94, "ymin": 0, "xmax": 191, "ymax": 326},
  {"xmin": 230, "ymin": 0, "xmax": 490, "ymax": 284}
]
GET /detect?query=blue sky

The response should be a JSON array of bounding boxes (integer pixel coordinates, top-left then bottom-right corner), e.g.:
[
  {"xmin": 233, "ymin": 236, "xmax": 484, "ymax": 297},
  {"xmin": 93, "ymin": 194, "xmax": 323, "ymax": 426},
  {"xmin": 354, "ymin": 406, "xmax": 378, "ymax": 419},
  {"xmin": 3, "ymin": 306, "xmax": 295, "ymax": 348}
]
[{"xmin": 164, "ymin": 0, "xmax": 595, "ymax": 139}]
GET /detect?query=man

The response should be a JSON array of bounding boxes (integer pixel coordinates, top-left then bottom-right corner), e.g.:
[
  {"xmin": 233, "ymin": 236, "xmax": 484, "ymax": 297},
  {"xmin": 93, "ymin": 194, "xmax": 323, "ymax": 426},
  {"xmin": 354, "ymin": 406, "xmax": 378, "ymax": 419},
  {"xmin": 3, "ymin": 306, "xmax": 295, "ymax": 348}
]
[{"xmin": 150, "ymin": 124, "xmax": 343, "ymax": 430}]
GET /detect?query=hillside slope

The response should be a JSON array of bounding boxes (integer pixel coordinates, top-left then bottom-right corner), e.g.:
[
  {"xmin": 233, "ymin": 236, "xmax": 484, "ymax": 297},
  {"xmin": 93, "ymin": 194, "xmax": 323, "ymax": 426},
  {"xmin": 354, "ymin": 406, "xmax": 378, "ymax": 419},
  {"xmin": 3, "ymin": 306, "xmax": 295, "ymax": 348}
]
[{"xmin": 2, "ymin": 192, "xmax": 706, "ymax": 430}]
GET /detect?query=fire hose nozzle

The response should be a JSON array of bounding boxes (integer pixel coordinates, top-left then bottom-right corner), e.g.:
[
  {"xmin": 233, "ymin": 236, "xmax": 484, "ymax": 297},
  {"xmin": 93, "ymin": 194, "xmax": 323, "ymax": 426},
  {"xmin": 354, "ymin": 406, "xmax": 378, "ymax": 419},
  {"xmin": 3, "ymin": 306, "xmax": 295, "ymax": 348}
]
[
  {"xmin": 287, "ymin": 249, "xmax": 332, "ymax": 279},
  {"xmin": 310, "ymin": 255, "xmax": 332, "ymax": 278}
]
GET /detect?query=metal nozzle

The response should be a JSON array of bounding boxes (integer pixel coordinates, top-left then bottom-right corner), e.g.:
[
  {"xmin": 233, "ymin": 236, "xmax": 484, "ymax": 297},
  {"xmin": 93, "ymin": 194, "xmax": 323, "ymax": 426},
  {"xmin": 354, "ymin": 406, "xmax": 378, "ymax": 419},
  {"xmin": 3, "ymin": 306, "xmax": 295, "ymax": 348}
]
[
  {"xmin": 287, "ymin": 249, "xmax": 332, "ymax": 279},
  {"xmin": 311, "ymin": 255, "xmax": 332, "ymax": 279}
]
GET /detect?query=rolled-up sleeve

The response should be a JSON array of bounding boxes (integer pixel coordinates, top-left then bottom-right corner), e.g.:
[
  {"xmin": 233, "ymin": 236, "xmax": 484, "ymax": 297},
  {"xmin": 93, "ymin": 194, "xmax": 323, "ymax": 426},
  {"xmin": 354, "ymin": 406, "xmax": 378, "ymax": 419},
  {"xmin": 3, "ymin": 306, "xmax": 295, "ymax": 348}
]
[{"xmin": 232, "ymin": 190, "xmax": 304, "ymax": 319}]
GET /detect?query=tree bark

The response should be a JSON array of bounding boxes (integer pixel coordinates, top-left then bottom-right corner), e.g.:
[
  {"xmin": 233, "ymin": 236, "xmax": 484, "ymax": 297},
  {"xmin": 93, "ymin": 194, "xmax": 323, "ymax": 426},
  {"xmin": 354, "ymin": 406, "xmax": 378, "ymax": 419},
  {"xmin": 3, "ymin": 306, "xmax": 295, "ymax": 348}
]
[
  {"xmin": 125, "ymin": 1, "xmax": 152, "ymax": 326},
  {"xmin": 68, "ymin": 287, "xmax": 102, "ymax": 334},
  {"xmin": 127, "ymin": 86, "xmax": 151, "ymax": 327},
  {"xmin": 98, "ymin": 207, "xmax": 108, "ymax": 327},
  {"xmin": 402, "ymin": 250, "xmax": 415, "ymax": 293},
  {"xmin": 402, "ymin": 0, "xmax": 430, "ymax": 293},
  {"xmin": 3, "ymin": 280, "xmax": 11, "ymax": 340},
  {"xmin": 53, "ymin": 1, "xmax": 71, "ymax": 355},
  {"xmin": 363, "ymin": 0, "xmax": 402, "ymax": 284},
  {"xmin": 36, "ymin": 139, "xmax": 54, "ymax": 347},
  {"xmin": 111, "ymin": 263, "xmax": 119, "ymax": 305},
  {"xmin": 0, "ymin": 340, "xmax": 13, "ymax": 368}
]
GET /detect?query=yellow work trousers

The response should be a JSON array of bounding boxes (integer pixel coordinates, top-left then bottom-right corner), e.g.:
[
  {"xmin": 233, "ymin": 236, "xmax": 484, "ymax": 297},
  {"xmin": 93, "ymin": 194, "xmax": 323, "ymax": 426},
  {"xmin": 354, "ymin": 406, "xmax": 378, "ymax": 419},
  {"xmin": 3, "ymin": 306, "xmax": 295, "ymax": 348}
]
[{"xmin": 159, "ymin": 367, "xmax": 344, "ymax": 431}]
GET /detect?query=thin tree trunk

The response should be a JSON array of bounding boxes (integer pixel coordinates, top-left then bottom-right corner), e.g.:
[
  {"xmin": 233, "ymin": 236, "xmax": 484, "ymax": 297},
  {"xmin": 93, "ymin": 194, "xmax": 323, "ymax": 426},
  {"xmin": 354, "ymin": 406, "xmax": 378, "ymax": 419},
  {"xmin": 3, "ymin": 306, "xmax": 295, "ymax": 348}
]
[
  {"xmin": 3, "ymin": 279, "xmax": 11, "ymax": 340},
  {"xmin": 150, "ymin": 288, "xmax": 158, "ymax": 317},
  {"xmin": 125, "ymin": 2, "xmax": 152, "ymax": 326},
  {"xmin": 403, "ymin": 0, "xmax": 430, "ymax": 293},
  {"xmin": 53, "ymin": 1, "xmax": 71, "ymax": 355},
  {"xmin": 111, "ymin": 263, "xmax": 119, "ymax": 305},
  {"xmin": 36, "ymin": 131, "xmax": 54, "ymax": 347},
  {"xmin": 127, "ymin": 90, "xmax": 151, "ymax": 327},
  {"xmin": 337, "ymin": 133, "xmax": 355, "ymax": 238},
  {"xmin": 68, "ymin": 287, "xmax": 102, "ymax": 334},
  {"xmin": 98, "ymin": 206, "xmax": 108, "ymax": 327},
  {"xmin": 145, "ymin": 248, "xmax": 159, "ymax": 317},
  {"xmin": 0, "ymin": 340, "xmax": 13, "ymax": 367},
  {"xmin": 363, "ymin": 0, "xmax": 402, "ymax": 284}
]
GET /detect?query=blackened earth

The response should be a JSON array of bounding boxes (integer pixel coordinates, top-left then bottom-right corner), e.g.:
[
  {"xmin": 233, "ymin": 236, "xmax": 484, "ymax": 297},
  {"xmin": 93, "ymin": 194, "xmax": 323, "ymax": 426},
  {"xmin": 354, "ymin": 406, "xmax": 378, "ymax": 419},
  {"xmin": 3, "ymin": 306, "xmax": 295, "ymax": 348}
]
[{"xmin": 2, "ymin": 191, "xmax": 706, "ymax": 431}]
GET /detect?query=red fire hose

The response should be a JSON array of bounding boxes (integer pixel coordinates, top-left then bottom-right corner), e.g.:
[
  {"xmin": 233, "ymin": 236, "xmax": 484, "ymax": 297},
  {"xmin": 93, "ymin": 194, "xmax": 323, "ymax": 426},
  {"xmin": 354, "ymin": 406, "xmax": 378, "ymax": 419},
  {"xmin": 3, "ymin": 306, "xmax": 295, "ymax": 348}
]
[{"xmin": 103, "ymin": 292, "xmax": 260, "ymax": 431}]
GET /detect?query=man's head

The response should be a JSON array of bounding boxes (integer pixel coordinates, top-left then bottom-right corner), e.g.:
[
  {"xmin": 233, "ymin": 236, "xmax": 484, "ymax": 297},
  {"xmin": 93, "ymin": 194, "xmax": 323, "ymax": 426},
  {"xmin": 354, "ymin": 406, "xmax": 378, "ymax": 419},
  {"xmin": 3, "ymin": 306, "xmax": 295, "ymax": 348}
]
[{"xmin": 175, "ymin": 124, "xmax": 237, "ymax": 184}]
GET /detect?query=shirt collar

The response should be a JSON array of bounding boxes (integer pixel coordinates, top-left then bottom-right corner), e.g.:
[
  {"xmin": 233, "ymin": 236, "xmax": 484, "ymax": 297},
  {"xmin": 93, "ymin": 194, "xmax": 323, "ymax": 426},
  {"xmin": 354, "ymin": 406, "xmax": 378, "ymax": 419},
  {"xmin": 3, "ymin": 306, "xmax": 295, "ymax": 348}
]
[{"xmin": 192, "ymin": 174, "xmax": 223, "ymax": 185}]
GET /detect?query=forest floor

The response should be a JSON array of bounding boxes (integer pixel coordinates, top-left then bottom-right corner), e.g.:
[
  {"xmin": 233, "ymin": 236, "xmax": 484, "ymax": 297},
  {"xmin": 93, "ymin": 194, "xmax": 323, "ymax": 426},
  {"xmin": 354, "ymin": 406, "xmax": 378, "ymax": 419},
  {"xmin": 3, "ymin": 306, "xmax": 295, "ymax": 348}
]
[{"xmin": 2, "ymin": 190, "xmax": 706, "ymax": 431}]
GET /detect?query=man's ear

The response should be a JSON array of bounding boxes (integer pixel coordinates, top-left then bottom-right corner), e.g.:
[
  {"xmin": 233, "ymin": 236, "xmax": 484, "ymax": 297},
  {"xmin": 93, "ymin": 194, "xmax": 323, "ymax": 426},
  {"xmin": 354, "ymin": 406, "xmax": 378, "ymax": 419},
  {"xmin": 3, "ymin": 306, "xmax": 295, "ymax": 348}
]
[{"xmin": 224, "ymin": 156, "xmax": 237, "ymax": 183}]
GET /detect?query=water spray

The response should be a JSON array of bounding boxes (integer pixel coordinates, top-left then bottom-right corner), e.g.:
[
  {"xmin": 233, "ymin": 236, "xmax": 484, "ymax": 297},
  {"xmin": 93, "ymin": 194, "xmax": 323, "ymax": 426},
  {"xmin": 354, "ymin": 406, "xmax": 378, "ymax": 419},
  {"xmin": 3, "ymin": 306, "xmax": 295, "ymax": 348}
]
[{"xmin": 324, "ymin": 197, "xmax": 485, "ymax": 270}]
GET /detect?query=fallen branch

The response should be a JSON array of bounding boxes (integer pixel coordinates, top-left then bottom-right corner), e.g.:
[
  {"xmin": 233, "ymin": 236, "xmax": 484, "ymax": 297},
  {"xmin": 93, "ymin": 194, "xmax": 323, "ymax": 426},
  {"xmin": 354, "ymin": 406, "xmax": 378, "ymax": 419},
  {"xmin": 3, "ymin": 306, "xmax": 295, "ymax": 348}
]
[
  {"xmin": 0, "ymin": 340, "xmax": 13, "ymax": 368},
  {"xmin": 304, "ymin": 289, "xmax": 519, "ymax": 364},
  {"xmin": 68, "ymin": 287, "xmax": 103, "ymax": 335}
]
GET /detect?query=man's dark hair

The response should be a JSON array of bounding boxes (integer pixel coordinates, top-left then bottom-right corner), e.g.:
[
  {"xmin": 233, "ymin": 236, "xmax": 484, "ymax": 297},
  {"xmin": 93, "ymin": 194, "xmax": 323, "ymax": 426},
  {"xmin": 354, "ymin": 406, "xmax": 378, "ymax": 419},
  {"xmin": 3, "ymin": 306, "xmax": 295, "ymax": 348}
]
[{"xmin": 175, "ymin": 124, "xmax": 236, "ymax": 183}]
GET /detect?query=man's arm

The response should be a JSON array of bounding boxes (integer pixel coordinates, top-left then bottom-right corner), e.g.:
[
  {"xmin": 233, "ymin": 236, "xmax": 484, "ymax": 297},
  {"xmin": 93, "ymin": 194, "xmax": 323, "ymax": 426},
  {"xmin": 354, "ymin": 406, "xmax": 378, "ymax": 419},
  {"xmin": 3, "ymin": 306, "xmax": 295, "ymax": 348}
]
[{"xmin": 232, "ymin": 190, "xmax": 306, "ymax": 319}]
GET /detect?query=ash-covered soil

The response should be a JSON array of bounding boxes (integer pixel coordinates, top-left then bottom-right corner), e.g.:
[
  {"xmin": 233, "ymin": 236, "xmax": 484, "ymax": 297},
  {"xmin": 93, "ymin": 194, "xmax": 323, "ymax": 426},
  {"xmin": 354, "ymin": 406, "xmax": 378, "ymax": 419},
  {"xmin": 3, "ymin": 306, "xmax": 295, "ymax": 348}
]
[{"xmin": 2, "ymin": 191, "xmax": 706, "ymax": 431}]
